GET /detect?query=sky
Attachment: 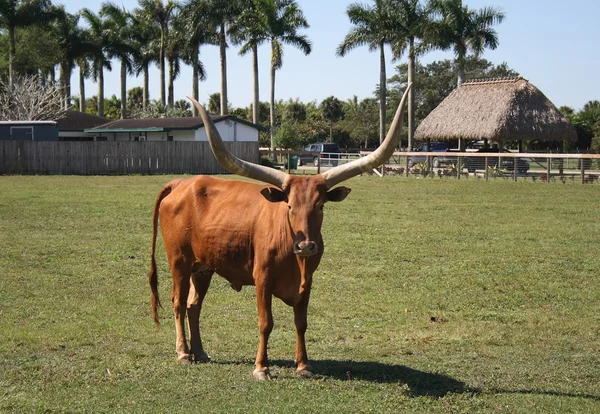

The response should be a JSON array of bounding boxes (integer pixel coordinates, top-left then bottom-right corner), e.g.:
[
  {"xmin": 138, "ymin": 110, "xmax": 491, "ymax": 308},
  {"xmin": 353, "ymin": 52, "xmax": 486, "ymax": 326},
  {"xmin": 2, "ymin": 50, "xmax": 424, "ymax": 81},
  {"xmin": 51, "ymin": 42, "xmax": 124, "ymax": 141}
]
[{"xmin": 56, "ymin": 0, "xmax": 600, "ymax": 112}]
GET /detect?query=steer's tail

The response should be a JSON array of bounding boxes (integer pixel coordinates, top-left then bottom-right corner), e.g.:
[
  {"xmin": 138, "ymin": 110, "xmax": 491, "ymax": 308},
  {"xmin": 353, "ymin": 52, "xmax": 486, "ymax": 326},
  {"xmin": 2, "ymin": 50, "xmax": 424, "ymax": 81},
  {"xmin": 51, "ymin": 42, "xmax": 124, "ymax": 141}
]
[{"xmin": 148, "ymin": 179, "xmax": 182, "ymax": 327}]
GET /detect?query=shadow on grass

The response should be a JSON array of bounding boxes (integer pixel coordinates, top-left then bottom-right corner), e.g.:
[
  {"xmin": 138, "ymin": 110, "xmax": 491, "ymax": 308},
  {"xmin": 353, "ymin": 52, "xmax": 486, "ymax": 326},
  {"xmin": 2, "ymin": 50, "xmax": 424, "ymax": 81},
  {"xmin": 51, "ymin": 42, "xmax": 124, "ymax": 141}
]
[
  {"xmin": 270, "ymin": 359, "xmax": 469, "ymax": 398},
  {"xmin": 489, "ymin": 388, "xmax": 600, "ymax": 402}
]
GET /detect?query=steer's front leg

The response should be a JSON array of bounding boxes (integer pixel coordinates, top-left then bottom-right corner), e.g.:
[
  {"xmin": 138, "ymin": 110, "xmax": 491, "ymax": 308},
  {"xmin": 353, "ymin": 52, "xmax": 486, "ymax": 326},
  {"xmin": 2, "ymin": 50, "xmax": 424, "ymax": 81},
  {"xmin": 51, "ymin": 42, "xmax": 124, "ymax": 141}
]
[
  {"xmin": 294, "ymin": 280, "xmax": 313, "ymax": 376},
  {"xmin": 253, "ymin": 278, "xmax": 273, "ymax": 380}
]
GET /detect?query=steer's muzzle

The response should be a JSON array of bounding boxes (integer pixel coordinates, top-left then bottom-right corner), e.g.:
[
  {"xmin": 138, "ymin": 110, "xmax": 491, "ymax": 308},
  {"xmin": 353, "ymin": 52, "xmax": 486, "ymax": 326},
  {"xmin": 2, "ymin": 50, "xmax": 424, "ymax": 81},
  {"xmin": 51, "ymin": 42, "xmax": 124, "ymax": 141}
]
[{"xmin": 293, "ymin": 240, "xmax": 318, "ymax": 257}]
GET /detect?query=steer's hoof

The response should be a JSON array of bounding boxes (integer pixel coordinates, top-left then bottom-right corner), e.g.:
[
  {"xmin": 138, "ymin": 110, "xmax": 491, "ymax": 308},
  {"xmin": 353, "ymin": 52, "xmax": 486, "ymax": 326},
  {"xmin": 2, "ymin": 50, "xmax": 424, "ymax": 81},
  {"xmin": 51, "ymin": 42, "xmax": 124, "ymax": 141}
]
[
  {"xmin": 252, "ymin": 369, "xmax": 271, "ymax": 380},
  {"xmin": 194, "ymin": 352, "xmax": 211, "ymax": 363},
  {"xmin": 177, "ymin": 355, "xmax": 193, "ymax": 365}
]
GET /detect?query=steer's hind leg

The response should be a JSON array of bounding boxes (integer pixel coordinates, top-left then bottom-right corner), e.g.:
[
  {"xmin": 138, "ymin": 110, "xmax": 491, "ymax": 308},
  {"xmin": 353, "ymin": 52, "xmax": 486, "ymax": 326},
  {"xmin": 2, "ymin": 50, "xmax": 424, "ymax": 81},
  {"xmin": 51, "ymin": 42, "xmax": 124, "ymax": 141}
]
[
  {"xmin": 170, "ymin": 260, "xmax": 193, "ymax": 364},
  {"xmin": 188, "ymin": 266, "xmax": 213, "ymax": 363}
]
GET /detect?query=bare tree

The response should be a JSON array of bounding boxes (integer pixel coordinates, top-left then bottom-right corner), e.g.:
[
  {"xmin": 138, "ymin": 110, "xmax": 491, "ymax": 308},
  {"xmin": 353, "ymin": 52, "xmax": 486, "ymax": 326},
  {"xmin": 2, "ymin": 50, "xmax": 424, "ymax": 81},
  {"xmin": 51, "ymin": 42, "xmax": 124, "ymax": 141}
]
[{"xmin": 0, "ymin": 75, "xmax": 67, "ymax": 121}]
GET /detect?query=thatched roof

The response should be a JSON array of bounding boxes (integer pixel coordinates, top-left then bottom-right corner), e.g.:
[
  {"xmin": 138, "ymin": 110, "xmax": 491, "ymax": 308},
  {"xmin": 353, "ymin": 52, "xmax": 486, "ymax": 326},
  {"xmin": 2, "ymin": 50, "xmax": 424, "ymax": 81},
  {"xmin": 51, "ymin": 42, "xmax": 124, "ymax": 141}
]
[{"xmin": 414, "ymin": 77, "xmax": 577, "ymax": 142}]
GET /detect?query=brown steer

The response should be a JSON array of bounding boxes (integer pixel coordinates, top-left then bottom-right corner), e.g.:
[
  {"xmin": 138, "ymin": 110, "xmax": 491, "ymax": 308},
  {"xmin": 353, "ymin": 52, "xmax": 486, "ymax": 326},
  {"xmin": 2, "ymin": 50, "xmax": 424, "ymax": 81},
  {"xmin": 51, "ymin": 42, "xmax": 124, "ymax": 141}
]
[{"xmin": 148, "ymin": 84, "xmax": 411, "ymax": 379}]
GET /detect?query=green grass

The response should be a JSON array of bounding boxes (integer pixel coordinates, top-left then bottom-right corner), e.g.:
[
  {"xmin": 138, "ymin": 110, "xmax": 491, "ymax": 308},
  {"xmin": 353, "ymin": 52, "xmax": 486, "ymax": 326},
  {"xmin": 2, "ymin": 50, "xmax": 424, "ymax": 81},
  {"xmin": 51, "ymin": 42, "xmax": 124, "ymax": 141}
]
[{"xmin": 0, "ymin": 175, "xmax": 599, "ymax": 413}]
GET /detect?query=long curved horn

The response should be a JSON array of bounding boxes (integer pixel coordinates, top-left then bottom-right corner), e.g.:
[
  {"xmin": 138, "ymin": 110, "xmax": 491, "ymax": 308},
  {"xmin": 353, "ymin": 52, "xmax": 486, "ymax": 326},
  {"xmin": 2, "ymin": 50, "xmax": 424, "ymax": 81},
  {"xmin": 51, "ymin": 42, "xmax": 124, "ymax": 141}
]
[
  {"xmin": 321, "ymin": 83, "xmax": 412, "ymax": 188},
  {"xmin": 188, "ymin": 96, "xmax": 289, "ymax": 189}
]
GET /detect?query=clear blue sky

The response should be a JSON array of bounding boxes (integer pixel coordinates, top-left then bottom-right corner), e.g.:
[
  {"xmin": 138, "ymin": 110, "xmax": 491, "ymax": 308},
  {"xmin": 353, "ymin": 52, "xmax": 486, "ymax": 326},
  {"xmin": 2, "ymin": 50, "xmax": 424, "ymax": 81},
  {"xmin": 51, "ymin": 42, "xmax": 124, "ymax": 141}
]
[{"xmin": 57, "ymin": 0, "xmax": 599, "ymax": 111}]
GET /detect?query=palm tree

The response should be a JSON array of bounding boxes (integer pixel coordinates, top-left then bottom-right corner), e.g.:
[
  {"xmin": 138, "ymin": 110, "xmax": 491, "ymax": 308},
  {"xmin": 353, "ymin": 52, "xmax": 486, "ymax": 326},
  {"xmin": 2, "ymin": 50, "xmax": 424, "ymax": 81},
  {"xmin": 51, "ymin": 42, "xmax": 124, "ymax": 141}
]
[
  {"xmin": 428, "ymin": 0, "xmax": 504, "ymax": 87},
  {"xmin": 165, "ymin": 8, "xmax": 190, "ymax": 109},
  {"xmin": 101, "ymin": 2, "xmax": 136, "ymax": 119},
  {"xmin": 337, "ymin": 0, "xmax": 402, "ymax": 144},
  {"xmin": 76, "ymin": 56, "xmax": 92, "ymax": 112},
  {"xmin": 260, "ymin": 0, "xmax": 311, "ymax": 154},
  {"xmin": 320, "ymin": 96, "xmax": 344, "ymax": 142},
  {"xmin": 390, "ymin": 0, "xmax": 431, "ymax": 149},
  {"xmin": 130, "ymin": 9, "xmax": 160, "ymax": 110},
  {"xmin": 229, "ymin": 0, "xmax": 269, "ymax": 125},
  {"xmin": 208, "ymin": 92, "xmax": 220, "ymax": 114},
  {"xmin": 53, "ymin": 8, "xmax": 96, "ymax": 109},
  {"xmin": 165, "ymin": 29, "xmax": 181, "ymax": 109},
  {"xmin": 205, "ymin": 0, "xmax": 243, "ymax": 115},
  {"xmin": 137, "ymin": 0, "xmax": 177, "ymax": 107},
  {"xmin": 0, "ymin": 0, "xmax": 58, "ymax": 90},
  {"xmin": 81, "ymin": 8, "xmax": 112, "ymax": 117},
  {"xmin": 176, "ymin": 0, "xmax": 215, "ymax": 116}
]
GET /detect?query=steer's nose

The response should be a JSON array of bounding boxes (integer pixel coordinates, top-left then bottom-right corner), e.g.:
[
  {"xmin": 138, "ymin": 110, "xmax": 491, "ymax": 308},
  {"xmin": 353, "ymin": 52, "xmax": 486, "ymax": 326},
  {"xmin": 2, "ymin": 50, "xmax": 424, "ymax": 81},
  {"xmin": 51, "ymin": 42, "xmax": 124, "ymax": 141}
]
[{"xmin": 294, "ymin": 240, "xmax": 318, "ymax": 256}]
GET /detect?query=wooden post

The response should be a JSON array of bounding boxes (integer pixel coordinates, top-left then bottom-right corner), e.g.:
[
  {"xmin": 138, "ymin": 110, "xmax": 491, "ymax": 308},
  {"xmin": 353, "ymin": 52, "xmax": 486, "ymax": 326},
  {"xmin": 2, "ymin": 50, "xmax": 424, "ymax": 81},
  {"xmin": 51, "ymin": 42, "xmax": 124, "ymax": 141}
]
[
  {"xmin": 287, "ymin": 152, "xmax": 291, "ymax": 174},
  {"xmin": 513, "ymin": 154, "xmax": 517, "ymax": 182},
  {"xmin": 559, "ymin": 142, "xmax": 564, "ymax": 175},
  {"xmin": 426, "ymin": 139, "xmax": 431, "ymax": 176},
  {"xmin": 457, "ymin": 139, "xmax": 465, "ymax": 180},
  {"xmin": 581, "ymin": 157, "xmax": 585, "ymax": 184},
  {"xmin": 546, "ymin": 157, "xmax": 551, "ymax": 183},
  {"xmin": 485, "ymin": 157, "xmax": 488, "ymax": 181}
]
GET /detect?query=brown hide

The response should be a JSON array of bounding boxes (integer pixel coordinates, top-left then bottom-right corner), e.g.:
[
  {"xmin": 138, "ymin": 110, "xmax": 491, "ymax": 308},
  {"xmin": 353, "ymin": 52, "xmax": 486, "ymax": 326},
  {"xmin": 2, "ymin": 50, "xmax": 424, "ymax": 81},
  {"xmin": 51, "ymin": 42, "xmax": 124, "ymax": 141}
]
[
  {"xmin": 159, "ymin": 175, "xmax": 332, "ymax": 303},
  {"xmin": 148, "ymin": 173, "xmax": 350, "ymax": 377}
]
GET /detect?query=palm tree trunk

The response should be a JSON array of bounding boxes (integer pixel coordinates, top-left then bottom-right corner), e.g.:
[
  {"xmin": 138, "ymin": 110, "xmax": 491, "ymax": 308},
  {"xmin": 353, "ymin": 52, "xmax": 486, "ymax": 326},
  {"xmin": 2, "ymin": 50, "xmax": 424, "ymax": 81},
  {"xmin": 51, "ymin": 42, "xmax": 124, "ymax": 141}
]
[
  {"xmin": 59, "ymin": 64, "xmax": 66, "ymax": 108},
  {"xmin": 168, "ymin": 58, "xmax": 174, "ymax": 109},
  {"xmin": 408, "ymin": 37, "xmax": 415, "ymax": 150},
  {"xmin": 59, "ymin": 63, "xmax": 72, "ymax": 110},
  {"xmin": 456, "ymin": 49, "xmax": 466, "ymax": 87},
  {"xmin": 64, "ymin": 63, "xmax": 72, "ymax": 110},
  {"xmin": 219, "ymin": 25, "xmax": 228, "ymax": 115},
  {"xmin": 270, "ymin": 61, "xmax": 276, "ymax": 159},
  {"xmin": 98, "ymin": 67, "xmax": 105, "ymax": 118},
  {"xmin": 160, "ymin": 31, "xmax": 166, "ymax": 106},
  {"xmin": 79, "ymin": 66, "xmax": 86, "ymax": 112},
  {"xmin": 457, "ymin": 69, "xmax": 465, "ymax": 87},
  {"xmin": 252, "ymin": 44, "xmax": 259, "ymax": 124},
  {"xmin": 8, "ymin": 26, "xmax": 16, "ymax": 91},
  {"xmin": 378, "ymin": 42, "xmax": 386, "ymax": 145},
  {"xmin": 120, "ymin": 60, "xmax": 127, "ymax": 119},
  {"xmin": 143, "ymin": 64, "xmax": 149, "ymax": 110},
  {"xmin": 192, "ymin": 54, "xmax": 199, "ymax": 117}
]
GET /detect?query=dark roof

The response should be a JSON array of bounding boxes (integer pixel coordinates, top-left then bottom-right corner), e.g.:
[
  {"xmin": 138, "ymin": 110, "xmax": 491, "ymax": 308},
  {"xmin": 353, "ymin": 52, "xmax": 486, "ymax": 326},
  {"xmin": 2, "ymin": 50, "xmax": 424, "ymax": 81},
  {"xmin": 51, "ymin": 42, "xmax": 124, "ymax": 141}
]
[
  {"xmin": 414, "ymin": 77, "xmax": 577, "ymax": 142},
  {"xmin": 86, "ymin": 115, "xmax": 265, "ymax": 132},
  {"xmin": 56, "ymin": 111, "xmax": 110, "ymax": 131}
]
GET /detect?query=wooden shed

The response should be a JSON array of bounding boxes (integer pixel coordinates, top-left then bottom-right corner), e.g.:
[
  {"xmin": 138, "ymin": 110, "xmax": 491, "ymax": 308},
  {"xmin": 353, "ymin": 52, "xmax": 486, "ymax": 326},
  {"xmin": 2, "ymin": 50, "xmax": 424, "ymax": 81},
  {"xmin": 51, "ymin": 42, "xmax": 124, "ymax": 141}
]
[{"xmin": 0, "ymin": 120, "xmax": 58, "ymax": 141}]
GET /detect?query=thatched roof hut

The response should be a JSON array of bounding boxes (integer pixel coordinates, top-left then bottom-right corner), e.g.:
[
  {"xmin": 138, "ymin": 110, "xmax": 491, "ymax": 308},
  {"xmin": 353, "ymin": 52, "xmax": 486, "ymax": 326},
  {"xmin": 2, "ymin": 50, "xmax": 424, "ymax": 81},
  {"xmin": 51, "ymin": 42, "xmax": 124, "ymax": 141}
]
[{"xmin": 414, "ymin": 77, "xmax": 577, "ymax": 143}]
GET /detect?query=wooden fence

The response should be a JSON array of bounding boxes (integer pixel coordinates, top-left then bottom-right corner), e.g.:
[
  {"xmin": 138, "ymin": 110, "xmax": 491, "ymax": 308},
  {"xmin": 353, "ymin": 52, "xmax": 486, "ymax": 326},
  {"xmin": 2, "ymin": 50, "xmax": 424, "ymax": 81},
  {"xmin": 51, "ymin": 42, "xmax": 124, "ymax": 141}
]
[{"xmin": 0, "ymin": 141, "xmax": 259, "ymax": 175}]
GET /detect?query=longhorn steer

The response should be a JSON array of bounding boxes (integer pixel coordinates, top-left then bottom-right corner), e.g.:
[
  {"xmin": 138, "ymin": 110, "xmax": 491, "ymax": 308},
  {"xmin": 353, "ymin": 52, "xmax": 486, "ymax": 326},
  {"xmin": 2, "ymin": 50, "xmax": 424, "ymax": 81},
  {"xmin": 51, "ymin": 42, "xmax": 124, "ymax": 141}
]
[{"xmin": 148, "ymin": 84, "xmax": 411, "ymax": 379}]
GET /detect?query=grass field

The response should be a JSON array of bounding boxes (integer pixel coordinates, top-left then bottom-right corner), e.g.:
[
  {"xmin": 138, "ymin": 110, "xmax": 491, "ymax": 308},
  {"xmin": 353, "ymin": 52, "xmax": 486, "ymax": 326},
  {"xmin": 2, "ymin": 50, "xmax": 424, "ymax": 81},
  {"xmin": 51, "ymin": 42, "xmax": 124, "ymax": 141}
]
[{"xmin": 1, "ymin": 175, "xmax": 599, "ymax": 413}]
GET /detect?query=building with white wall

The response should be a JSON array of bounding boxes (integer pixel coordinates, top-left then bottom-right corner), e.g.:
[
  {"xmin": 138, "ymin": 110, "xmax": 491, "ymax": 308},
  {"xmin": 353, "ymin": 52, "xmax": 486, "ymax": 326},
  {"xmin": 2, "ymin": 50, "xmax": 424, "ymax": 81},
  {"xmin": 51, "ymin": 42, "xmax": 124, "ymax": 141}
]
[{"xmin": 85, "ymin": 115, "xmax": 263, "ymax": 142}]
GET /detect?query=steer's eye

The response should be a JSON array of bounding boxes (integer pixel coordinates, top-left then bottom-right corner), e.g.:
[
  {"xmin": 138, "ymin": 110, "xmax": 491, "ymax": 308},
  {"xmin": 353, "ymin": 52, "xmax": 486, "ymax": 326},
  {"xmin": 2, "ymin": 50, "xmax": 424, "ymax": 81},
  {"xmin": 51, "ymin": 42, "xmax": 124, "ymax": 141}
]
[{"xmin": 288, "ymin": 205, "xmax": 293, "ymax": 213}]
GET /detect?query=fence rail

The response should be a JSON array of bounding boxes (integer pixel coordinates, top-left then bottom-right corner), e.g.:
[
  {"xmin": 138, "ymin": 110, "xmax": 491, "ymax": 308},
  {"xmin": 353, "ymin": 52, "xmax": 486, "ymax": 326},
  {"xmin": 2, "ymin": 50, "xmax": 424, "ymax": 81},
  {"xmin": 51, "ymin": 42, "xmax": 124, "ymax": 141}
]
[
  {"xmin": 261, "ymin": 148, "xmax": 600, "ymax": 183},
  {"xmin": 368, "ymin": 150, "xmax": 600, "ymax": 183},
  {"xmin": 0, "ymin": 141, "xmax": 259, "ymax": 175}
]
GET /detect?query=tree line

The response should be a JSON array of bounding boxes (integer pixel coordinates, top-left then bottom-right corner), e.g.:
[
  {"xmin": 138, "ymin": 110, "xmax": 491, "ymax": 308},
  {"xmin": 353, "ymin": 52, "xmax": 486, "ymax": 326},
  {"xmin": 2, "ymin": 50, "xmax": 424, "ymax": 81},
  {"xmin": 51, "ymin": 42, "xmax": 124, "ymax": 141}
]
[{"xmin": 1, "ymin": 0, "xmax": 598, "ymax": 151}]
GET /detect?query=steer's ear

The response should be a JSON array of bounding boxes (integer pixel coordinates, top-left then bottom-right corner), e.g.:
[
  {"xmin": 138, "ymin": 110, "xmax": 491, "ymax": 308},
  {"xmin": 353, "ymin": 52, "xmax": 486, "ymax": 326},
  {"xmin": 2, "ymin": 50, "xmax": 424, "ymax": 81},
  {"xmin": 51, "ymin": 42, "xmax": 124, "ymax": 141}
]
[
  {"xmin": 260, "ymin": 187, "xmax": 288, "ymax": 203},
  {"xmin": 326, "ymin": 186, "xmax": 351, "ymax": 202}
]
